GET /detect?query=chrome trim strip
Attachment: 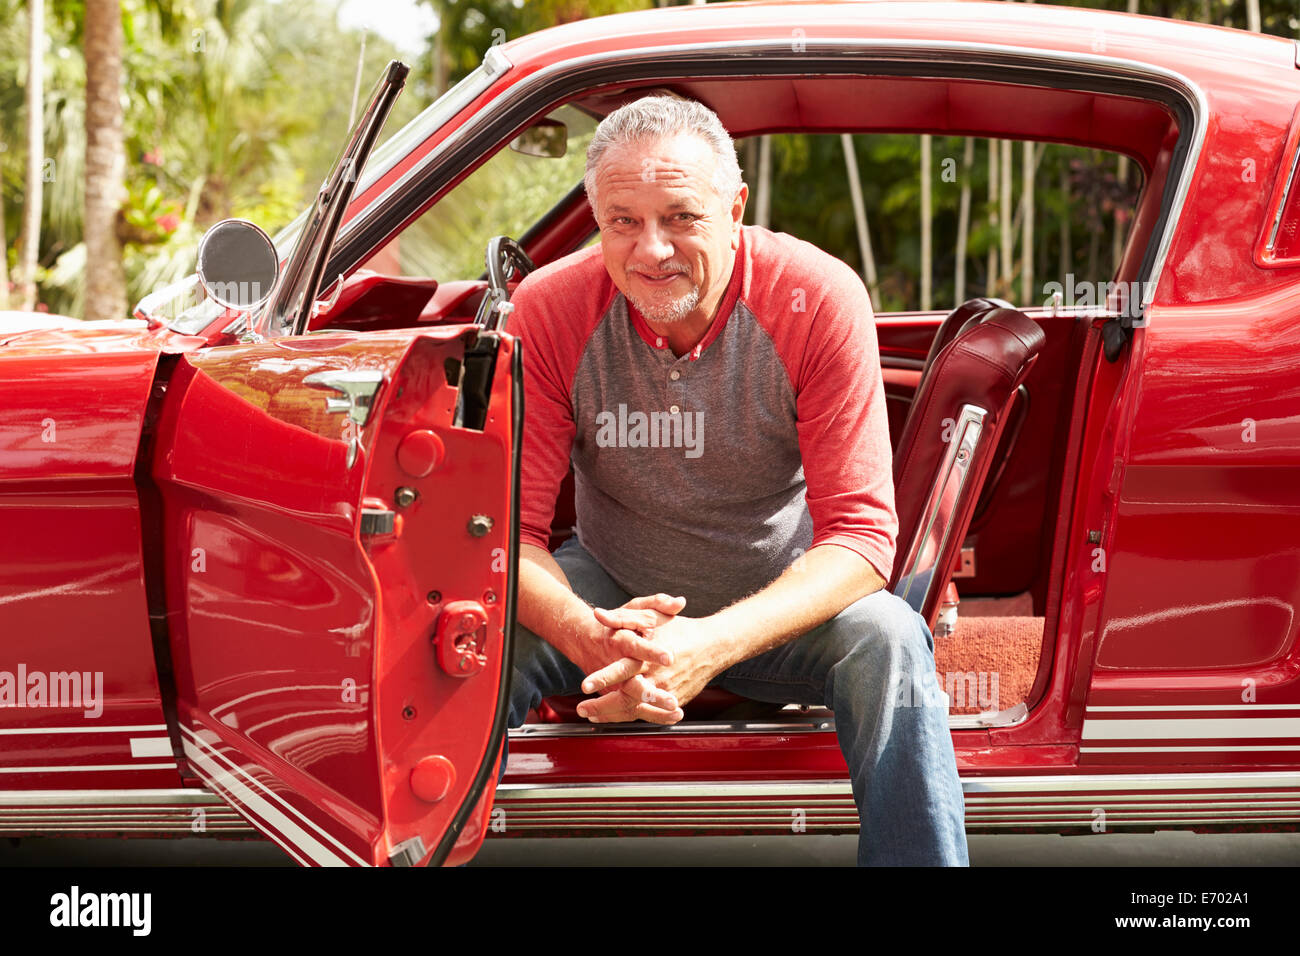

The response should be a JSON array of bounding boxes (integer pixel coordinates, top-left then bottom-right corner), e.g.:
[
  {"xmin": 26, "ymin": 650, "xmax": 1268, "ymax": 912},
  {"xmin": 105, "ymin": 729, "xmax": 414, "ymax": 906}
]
[
  {"xmin": 893, "ymin": 403, "xmax": 986, "ymax": 609},
  {"xmin": 510, "ymin": 715, "xmax": 836, "ymax": 737},
  {"xmin": 510, "ymin": 702, "xmax": 1029, "ymax": 737},
  {"xmin": 330, "ymin": 36, "xmax": 1207, "ymax": 317},
  {"xmin": 0, "ymin": 724, "xmax": 169, "ymax": 735},
  {"xmin": 0, "ymin": 788, "xmax": 223, "ymax": 806},
  {"xmin": 488, "ymin": 820, "xmax": 1300, "ymax": 831},
  {"xmin": 966, "ymin": 816, "xmax": 1300, "ymax": 828},
  {"xmin": 3, "ymin": 771, "xmax": 1296, "ymax": 836},
  {"xmin": 965, "ymin": 791, "xmax": 1300, "ymax": 804},
  {"xmin": 963, "ymin": 770, "xmax": 1300, "ymax": 792},
  {"xmin": 1088, "ymin": 704, "xmax": 1300, "ymax": 711},
  {"xmin": 0, "ymin": 763, "xmax": 177, "ymax": 773},
  {"xmin": 1083, "ymin": 716, "xmax": 1300, "ymax": 739},
  {"xmin": 1082, "ymin": 745, "xmax": 1300, "ymax": 752},
  {"xmin": 489, "ymin": 773, "xmax": 1300, "ymax": 832},
  {"xmin": 496, "ymin": 771, "xmax": 1300, "ymax": 801}
]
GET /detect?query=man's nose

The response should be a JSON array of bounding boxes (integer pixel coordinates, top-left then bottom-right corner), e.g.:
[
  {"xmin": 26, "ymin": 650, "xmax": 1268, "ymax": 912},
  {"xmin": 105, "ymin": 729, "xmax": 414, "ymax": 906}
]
[{"xmin": 633, "ymin": 221, "xmax": 674, "ymax": 264}]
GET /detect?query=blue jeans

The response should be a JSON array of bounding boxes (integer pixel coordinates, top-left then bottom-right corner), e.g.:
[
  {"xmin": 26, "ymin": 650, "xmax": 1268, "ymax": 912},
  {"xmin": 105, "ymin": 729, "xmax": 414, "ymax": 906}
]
[{"xmin": 502, "ymin": 537, "xmax": 969, "ymax": 866}]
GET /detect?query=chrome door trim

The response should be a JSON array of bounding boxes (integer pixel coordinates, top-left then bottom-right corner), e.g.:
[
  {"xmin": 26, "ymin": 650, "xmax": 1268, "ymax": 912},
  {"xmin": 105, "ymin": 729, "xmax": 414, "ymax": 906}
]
[{"xmin": 893, "ymin": 403, "xmax": 986, "ymax": 611}]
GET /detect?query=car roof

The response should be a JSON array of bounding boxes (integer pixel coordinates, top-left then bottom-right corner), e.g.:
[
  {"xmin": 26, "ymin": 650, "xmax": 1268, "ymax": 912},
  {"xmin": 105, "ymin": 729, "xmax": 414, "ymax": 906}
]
[{"xmin": 500, "ymin": 0, "xmax": 1298, "ymax": 95}]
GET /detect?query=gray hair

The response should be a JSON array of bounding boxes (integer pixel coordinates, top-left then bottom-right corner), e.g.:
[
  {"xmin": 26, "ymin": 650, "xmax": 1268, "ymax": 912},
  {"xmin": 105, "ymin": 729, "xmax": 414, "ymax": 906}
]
[{"xmin": 583, "ymin": 95, "xmax": 744, "ymax": 212}]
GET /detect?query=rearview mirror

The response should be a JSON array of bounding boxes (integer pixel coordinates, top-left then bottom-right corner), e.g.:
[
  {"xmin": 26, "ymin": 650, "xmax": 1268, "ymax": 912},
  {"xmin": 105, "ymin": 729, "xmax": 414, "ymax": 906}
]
[
  {"xmin": 196, "ymin": 218, "xmax": 279, "ymax": 310},
  {"xmin": 510, "ymin": 118, "xmax": 567, "ymax": 158}
]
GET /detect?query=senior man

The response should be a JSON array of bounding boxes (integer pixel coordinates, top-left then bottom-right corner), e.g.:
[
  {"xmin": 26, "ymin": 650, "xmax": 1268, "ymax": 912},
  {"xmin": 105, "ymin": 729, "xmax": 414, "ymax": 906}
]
[{"xmin": 502, "ymin": 95, "xmax": 967, "ymax": 866}]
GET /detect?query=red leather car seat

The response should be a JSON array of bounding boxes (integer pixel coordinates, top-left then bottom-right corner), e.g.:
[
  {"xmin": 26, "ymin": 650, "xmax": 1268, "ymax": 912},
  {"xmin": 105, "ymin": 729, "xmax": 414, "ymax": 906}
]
[
  {"xmin": 890, "ymin": 303, "xmax": 1046, "ymax": 625},
  {"xmin": 917, "ymin": 296, "xmax": 1030, "ymax": 524}
]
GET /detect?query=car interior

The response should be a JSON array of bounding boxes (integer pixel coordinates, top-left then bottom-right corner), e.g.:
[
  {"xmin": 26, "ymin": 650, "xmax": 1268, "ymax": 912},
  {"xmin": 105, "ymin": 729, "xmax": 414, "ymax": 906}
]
[{"xmin": 302, "ymin": 68, "xmax": 1177, "ymax": 731}]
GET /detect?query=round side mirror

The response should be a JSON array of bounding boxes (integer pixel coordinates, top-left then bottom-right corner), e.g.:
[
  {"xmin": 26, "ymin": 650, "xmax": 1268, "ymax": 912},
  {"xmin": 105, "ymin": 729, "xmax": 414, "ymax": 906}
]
[{"xmin": 196, "ymin": 219, "xmax": 280, "ymax": 310}]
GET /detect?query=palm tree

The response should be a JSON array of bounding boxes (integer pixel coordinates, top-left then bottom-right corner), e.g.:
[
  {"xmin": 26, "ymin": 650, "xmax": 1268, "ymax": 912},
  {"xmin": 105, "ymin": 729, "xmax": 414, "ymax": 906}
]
[
  {"xmin": 919, "ymin": 133, "xmax": 931, "ymax": 311},
  {"xmin": 17, "ymin": 0, "xmax": 44, "ymax": 311},
  {"xmin": 0, "ymin": 187, "xmax": 9, "ymax": 311},
  {"xmin": 83, "ymin": 0, "xmax": 127, "ymax": 319},
  {"xmin": 954, "ymin": 138, "xmax": 974, "ymax": 303}
]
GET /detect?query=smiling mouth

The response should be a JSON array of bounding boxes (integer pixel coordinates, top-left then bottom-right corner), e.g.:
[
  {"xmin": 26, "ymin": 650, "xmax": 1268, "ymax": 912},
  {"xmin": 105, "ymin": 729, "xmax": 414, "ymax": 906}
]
[{"xmin": 632, "ymin": 270, "xmax": 686, "ymax": 287}]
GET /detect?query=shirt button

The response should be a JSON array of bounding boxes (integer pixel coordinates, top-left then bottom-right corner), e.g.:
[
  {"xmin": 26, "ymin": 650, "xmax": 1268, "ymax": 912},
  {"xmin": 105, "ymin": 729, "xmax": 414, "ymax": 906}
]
[
  {"xmin": 669, "ymin": 370, "xmax": 680, "ymax": 381},
  {"xmin": 669, "ymin": 404, "xmax": 680, "ymax": 415},
  {"xmin": 655, "ymin": 337, "xmax": 664, "ymax": 348}
]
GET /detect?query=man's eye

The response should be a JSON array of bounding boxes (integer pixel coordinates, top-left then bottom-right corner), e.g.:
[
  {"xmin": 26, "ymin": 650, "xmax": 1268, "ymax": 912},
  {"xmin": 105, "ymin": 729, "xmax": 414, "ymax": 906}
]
[{"xmin": 674, "ymin": 213, "xmax": 698, "ymax": 222}]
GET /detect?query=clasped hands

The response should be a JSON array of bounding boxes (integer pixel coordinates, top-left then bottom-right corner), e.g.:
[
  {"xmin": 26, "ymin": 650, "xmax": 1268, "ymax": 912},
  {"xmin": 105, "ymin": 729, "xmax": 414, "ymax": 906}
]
[{"xmin": 571, "ymin": 593, "xmax": 719, "ymax": 725}]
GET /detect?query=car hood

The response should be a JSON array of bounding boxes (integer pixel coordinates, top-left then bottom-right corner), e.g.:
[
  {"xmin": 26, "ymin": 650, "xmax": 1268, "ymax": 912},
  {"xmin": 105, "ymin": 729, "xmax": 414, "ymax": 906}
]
[{"xmin": 0, "ymin": 311, "xmax": 205, "ymax": 355}]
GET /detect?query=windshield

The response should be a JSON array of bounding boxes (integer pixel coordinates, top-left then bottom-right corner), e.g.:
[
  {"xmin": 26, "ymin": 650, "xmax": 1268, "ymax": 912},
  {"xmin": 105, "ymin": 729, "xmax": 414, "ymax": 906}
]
[
  {"xmin": 258, "ymin": 61, "xmax": 408, "ymax": 338},
  {"xmin": 360, "ymin": 103, "xmax": 597, "ymax": 280}
]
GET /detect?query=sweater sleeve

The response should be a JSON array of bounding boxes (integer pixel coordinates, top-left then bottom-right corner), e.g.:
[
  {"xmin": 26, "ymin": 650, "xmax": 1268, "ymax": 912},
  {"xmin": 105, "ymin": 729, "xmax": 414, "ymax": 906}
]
[
  {"xmin": 505, "ymin": 276, "xmax": 577, "ymax": 552},
  {"xmin": 751, "ymin": 232, "xmax": 897, "ymax": 584},
  {"xmin": 795, "ymin": 264, "xmax": 897, "ymax": 582},
  {"xmin": 502, "ymin": 247, "xmax": 611, "ymax": 552}
]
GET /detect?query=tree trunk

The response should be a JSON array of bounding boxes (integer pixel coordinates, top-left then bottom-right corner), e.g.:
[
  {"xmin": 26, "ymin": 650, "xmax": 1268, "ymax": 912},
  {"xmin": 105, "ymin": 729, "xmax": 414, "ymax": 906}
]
[
  {"xmin": 83, "ymin": 0, "xmax": 128, "ymax": 320},
  {"xmin": 1000, "ymin": 139, "xmax": 1013, "ymax": 299},
  {"xmin": 1058, "ymin": 163, "xmax": 1070, "ymax": 295},
  {"xmin": 18, "ymin": 0, "xmax": 45, "ymax": 312},
  {"xmin": 840, "ymin": 133, "xmax": 878, "ymax": 301},
  {"xmin": 954, "ymin": 138, "xmax": 974, "ymax": 304},
  {"xmin": 743, "ymin": 138, "xmax": 758, "ymax": 223},
  {"xmin": 920, "ymin": 133, "xmax": 931, "ymax": 311},
  {"xmin": 1021, "ymin": 139, "xmax": 1035, "ymax": 305},
  {"xmin": 1246, "ymin": 0, "xmax": 1260, "ymax": 32},
  {"xmin": 755, "ymin": 135, "xmax": 772, "ymax": 228},
  {"xmin": 987, "ymin": 139, "xmax": 999, "ymax": 297},
  {"xmin": 0, "ymin": 186, "xmax": 10, "ymax": 311}
]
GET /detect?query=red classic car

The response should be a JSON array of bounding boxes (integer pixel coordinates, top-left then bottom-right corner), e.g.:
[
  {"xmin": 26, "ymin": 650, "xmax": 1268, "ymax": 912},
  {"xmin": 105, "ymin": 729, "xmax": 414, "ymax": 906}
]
[{"xmin": 2, "ymin": 0, "xmax": 1299, "ymax": 867}]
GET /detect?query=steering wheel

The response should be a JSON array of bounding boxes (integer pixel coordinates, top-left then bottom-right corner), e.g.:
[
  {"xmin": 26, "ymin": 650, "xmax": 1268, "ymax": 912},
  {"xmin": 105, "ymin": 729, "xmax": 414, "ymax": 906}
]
[{"xmin": 475, "ymin": 236, "xmax": 535, "ymax": 330}]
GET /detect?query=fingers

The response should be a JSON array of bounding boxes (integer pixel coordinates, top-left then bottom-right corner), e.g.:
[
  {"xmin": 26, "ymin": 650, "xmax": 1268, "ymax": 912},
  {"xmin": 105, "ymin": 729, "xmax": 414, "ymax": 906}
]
[
  {"xmin": 592, "ymin": 594, "xmax": 687, "ymax": 633},
  {"xmin": 577, "ymin": 678, "xmax": 683, "ymax": 725},
  {"xmin": 581, "ymin": 656, "xmax": 644, "ymax": 695},
  {"xmin": 602, "ymin": 624, "xmax": 673, "ymax": 667},
  {"xmin": 582, "ymin": 669, "xmax": 679, "ymax": 715},
  {"xmin": 592, "ymin": 606, "xmax": 660, "ymax": 634},
  {"xmin": 624, "ymin": 593, "xmax": 687, "ymax": 614}
]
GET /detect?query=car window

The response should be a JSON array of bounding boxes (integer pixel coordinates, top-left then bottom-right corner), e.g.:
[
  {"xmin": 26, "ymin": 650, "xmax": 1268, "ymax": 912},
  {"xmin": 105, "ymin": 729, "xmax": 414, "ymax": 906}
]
[
  {"xmin": 739, "ymin": 133, "xmax": 1144, "ymax": 315},
  {"xmin": 362, "ymin": 104, "xmax": 598, "ymax": 280}
]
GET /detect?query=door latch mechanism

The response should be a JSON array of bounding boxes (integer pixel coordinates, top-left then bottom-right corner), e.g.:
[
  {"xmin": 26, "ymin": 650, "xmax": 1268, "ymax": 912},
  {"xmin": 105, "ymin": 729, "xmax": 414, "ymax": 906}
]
[{"xmin": 434, "ymin": 601, "xmax": 489, "ymax": 677}]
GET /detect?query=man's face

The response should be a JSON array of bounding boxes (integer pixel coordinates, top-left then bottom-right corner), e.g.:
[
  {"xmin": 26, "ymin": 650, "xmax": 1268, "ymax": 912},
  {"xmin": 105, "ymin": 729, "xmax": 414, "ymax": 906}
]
[{"xmin": 591, "ymin": 132, "xmax": 746, "ymax": 327}]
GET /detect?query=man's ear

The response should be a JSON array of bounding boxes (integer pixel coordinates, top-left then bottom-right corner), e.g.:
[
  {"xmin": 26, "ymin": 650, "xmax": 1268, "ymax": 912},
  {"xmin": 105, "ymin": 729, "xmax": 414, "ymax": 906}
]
[{"xmin": 730, "ymin": 183, "xmax": 749, "ymax": 248}]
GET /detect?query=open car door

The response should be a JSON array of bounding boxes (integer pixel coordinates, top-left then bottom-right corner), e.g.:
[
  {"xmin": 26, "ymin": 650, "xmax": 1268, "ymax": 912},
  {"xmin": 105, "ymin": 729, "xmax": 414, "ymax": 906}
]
[
  {"xmin": 145, "ymin": 58, "xmax": 519, "ymax": 867},
  {"xmin": 151, "ymin": 324, "xmax": 519, "ymax": 866}
]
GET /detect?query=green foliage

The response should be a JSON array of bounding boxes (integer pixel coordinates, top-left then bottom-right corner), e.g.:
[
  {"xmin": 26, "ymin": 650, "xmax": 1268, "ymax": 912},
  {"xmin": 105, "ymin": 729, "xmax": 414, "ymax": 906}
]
[{"xmin": 1, "ymin": 0, "xmax": 422, "ymax": 315}]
